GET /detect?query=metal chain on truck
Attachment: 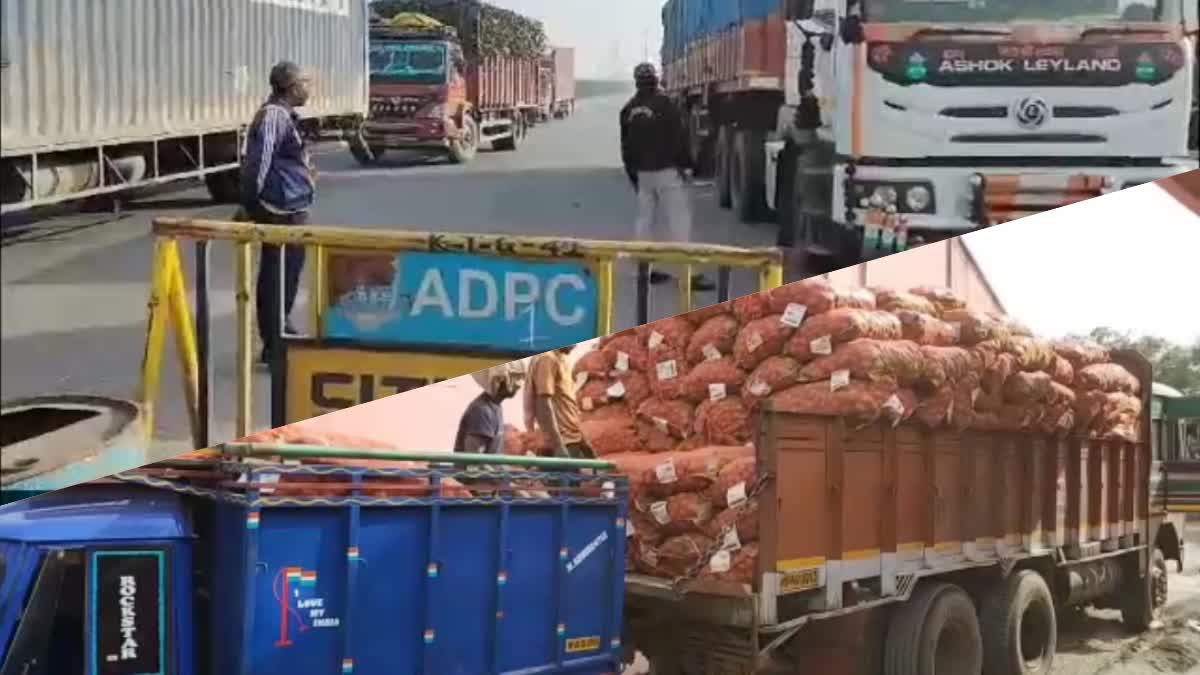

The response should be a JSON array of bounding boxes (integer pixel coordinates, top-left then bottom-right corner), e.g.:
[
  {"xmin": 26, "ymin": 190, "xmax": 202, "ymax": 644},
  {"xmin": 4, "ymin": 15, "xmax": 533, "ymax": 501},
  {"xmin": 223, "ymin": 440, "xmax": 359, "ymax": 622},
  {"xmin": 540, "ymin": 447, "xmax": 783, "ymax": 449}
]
[{"xmin": 669, "ymin": 470, "xmax": 774, "ymax": 594}]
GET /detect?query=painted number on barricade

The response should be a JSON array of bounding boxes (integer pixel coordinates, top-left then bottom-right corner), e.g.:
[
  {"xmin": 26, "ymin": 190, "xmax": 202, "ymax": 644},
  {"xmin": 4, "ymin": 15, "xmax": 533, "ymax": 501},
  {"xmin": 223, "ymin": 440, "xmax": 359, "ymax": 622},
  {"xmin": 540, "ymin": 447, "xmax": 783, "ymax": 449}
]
[
  {"xmin": 323, "ymin": 251, "xmax": 598, "ymax": 354},
  {"xmin": 281, "ymin": 341, "xmax": 519, "ymax": 424}
]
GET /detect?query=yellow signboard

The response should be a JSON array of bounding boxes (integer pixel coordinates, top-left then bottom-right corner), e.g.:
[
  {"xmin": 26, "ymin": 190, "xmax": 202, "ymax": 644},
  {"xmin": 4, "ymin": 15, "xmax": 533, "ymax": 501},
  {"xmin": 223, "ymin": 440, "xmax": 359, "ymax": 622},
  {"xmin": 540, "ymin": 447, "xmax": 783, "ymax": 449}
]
[{"xmin": 280, "ymin": 340, "xmax": 520, "ymax": 425}]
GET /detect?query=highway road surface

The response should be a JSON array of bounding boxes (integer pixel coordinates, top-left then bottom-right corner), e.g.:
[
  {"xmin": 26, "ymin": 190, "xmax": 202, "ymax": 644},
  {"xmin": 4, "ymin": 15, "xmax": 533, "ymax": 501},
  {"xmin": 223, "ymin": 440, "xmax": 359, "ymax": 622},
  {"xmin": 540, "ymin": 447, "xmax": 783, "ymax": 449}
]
[{"xmin": 0, "ymin": 92, "xmax": 780, "ymax": 459}]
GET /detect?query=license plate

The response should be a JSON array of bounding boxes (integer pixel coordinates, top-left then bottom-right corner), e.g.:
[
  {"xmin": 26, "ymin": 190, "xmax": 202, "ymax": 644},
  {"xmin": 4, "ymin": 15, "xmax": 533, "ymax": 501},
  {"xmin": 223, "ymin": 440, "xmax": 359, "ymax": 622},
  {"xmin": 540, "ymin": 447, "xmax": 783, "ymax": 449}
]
[{"xmin": 779, "ymin": 568, "xmax": 820, "ymax": 595}]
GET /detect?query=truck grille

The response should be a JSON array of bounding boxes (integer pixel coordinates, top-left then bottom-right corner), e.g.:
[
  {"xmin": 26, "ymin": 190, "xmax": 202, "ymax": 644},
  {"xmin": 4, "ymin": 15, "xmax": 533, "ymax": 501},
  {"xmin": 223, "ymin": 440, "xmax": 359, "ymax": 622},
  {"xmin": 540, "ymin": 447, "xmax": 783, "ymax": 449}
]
[
  {"xmin": 940, "ymin": 105, "xmax": 1120, "ymax": 119},
  {"xmin": 973, "ymin": 173, "xmax": 1113, "ymax": 225}
]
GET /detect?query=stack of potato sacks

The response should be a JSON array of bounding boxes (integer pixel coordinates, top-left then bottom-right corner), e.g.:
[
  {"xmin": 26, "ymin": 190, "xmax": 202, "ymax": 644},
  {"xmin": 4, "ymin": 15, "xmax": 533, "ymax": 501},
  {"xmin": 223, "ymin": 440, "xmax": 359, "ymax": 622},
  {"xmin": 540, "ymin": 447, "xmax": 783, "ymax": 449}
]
[{"xmin": 572, "ymin": 280, "xmax": 1143, "ymax": 588}]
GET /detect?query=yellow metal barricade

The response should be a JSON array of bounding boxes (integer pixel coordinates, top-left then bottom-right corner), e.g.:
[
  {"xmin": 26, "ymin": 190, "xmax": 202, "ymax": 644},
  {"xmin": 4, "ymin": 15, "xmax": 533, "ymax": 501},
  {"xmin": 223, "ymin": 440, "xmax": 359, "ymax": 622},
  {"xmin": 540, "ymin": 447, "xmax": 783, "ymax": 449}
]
[{"xmin": 140, "ymin": 217, "xmax": 785, "ymax": 450}]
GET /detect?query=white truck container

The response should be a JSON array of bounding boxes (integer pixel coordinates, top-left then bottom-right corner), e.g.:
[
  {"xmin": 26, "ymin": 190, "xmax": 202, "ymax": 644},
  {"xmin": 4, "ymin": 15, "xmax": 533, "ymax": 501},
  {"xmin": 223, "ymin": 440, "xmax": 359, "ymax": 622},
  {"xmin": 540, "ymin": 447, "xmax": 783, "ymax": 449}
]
[{"xmin": 0, "ymin": 0, "xmax": 370, "ymax": 213}]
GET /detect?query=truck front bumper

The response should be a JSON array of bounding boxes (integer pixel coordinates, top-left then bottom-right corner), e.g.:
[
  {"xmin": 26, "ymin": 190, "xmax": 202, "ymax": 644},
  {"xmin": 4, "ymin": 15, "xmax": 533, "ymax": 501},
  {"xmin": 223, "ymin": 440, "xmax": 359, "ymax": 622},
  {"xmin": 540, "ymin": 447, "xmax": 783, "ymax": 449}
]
[
  {"xmin": 362, "ymin": 119, "xmax": 451, "ymax": 150},
  {"xmin": 833, "ymin": 160, "xmax": 1197, "ymax": 235}
]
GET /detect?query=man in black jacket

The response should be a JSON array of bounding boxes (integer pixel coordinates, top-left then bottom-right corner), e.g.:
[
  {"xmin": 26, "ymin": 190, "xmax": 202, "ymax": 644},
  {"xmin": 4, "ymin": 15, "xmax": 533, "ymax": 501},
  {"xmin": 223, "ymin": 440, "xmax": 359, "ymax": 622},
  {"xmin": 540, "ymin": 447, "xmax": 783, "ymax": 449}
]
[{"xmin": 620, "ymin": 63, "xmax": 713, "ymax": 290}]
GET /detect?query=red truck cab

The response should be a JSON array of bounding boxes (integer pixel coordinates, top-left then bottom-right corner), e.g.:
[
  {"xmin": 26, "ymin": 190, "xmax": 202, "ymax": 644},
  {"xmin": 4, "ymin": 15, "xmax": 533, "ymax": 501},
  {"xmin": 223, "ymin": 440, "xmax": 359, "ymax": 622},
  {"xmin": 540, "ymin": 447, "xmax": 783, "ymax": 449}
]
[{"xmin": 352, "ymin": 25, "xmax": 479, "ymax": 165}]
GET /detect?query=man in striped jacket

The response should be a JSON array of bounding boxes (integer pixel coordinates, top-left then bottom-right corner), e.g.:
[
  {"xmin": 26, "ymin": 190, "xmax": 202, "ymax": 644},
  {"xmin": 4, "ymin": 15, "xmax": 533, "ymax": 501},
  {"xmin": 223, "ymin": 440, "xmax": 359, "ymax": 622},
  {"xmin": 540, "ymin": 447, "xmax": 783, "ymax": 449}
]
[{"xmin": 240, "ymin": 61, "xmax": 316, "ymax": 364}]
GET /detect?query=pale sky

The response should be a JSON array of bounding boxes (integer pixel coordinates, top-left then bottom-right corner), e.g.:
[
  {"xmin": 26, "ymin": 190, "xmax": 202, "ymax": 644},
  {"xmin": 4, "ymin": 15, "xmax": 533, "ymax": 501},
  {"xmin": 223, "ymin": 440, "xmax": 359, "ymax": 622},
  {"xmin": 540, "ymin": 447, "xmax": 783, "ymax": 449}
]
[
  {"xmin": 470, "ymin": 0, "xmax": 662, "ymax": 79},
  {"xmin": 964, "ymin": 180, "xmax": 1200, "ymax": 345}
]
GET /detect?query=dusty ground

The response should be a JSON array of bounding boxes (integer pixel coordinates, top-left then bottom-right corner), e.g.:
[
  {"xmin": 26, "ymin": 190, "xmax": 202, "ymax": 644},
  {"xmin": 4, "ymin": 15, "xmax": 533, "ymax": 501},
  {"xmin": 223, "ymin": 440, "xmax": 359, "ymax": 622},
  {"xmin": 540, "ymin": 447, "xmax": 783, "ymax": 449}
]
[{"xmin": 1054, "ymin": 524, "xmax": 1200, "ymax": 675}]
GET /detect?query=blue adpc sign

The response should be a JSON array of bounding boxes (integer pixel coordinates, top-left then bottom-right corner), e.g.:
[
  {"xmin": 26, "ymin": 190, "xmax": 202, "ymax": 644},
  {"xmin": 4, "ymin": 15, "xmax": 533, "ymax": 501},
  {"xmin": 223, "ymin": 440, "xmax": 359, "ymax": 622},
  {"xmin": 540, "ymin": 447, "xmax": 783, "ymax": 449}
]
[{"xmin": 324, "ymin": 252, "xmax": 598, "ymax": 354}]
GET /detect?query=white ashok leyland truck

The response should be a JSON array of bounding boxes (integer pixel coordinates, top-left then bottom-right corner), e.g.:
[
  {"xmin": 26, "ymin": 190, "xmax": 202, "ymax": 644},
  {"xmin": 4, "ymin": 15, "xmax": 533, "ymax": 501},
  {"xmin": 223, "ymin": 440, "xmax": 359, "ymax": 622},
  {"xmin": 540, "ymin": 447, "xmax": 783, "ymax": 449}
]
[{"xmin": 750, "ymin": 0, "xmax": 1199, "ymax": 266}]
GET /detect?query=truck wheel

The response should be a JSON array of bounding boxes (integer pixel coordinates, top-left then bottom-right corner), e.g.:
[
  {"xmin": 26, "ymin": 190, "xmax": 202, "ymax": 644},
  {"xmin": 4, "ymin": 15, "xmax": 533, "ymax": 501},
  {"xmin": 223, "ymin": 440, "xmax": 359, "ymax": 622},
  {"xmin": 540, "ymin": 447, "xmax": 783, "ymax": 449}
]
[
  {"xmin": 493, "ymin": 119, "xmax": 522, "ymax": 152},
  {"xmin": 980, "ymin": 570, "xmax": 1056, "ymax": 675},
  {"xmin": 715, "ymin": 126, "xmax": 733, "ymax": 209},
  {"xmin": 204, "ymin": 169, "xmax": 240, "ymax": 203},
  {"xmin": 730, "ymin": 128, "xmax": 768, "ymax": 223},
  {"xmin": 885, "ymin": 583, "xmax": 983, "ymax": 675},
  {"xmin": 449, "ymin": 116, "xmax": 479, "ymax": 164},
  {"xmin": 348, "ymin": 136, "xmax": 382, "ymax": 166},
  {"xmin": 1121, "ymin": 548, "xmax": 1168, "ymax": 632}
]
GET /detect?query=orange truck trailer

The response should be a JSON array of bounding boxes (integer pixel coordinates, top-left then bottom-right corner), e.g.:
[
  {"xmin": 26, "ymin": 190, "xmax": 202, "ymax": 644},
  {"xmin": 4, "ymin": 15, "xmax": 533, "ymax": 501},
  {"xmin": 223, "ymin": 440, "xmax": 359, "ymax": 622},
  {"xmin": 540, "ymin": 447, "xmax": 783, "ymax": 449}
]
[{"xmin": 624, "ymin": 349, "xmax": 1183, "ymax": 675}]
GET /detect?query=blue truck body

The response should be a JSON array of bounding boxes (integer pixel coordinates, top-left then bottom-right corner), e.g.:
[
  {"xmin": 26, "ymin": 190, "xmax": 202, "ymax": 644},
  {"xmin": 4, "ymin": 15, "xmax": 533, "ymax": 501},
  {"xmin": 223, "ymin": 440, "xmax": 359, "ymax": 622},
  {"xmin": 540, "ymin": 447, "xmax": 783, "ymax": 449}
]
[{"xmin": 0, "ymin": 454, "xmax": 628, "ymax": 675}]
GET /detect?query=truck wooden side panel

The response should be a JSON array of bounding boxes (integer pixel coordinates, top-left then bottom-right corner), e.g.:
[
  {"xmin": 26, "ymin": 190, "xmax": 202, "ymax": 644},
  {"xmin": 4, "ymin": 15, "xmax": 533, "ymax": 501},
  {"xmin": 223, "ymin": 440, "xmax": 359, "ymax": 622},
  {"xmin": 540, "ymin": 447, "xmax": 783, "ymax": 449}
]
[
  {"xmin": 469, "ymin": 56, "xmax": 542, "ymax": 112},
  {"xmin": 757, "ymin": 413, "xmax": 1150, "ymax": 615}
]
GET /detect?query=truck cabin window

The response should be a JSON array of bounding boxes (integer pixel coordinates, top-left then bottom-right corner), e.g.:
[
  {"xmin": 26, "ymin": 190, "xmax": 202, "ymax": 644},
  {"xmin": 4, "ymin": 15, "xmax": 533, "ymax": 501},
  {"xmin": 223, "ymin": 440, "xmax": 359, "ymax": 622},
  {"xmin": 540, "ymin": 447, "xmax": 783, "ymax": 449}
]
[
  {"xmin": 369, "ymin": 42, "xmax": 448, "ymax": 85},
  {"xmin": 863, "ymin": 0, "xmax": 1175, "ymax": 23}
]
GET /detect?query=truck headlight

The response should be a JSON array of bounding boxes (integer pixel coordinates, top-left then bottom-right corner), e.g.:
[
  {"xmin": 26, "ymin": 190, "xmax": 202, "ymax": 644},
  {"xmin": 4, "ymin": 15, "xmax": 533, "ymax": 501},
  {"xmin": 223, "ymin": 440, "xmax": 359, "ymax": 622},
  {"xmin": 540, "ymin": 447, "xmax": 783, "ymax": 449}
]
[
  {"xmin": 419, "ymin": 104, "xmax": 447, "ymax": 119},
  {"xmin": 872, "ymin": 185, "xmax": 898, "ymax": 207},
  {"xmin": 905, "ymin": 185, "xmax": 932, "ymax": 212}
]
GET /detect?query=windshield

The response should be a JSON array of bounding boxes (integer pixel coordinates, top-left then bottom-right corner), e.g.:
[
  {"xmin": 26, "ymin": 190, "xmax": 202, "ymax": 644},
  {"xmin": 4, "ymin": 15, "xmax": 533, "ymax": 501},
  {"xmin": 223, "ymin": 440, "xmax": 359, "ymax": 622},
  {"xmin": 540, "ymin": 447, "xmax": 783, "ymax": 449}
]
[
  {"xmin": 369, "ymin": 41, "xmax": 448, "ymax": 85},
  {"xmin": 864, "ymin": 0, "xmax": 1180, "ymax": 24}
]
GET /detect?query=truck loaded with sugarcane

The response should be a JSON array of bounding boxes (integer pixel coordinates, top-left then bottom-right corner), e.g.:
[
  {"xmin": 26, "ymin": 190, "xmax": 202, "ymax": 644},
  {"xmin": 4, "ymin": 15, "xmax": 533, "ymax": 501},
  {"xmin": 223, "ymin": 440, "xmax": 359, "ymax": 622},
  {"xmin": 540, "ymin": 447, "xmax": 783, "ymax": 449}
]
[{"xmin": 353, "ymin": 2, "xmax": 572, "ymax": 165}]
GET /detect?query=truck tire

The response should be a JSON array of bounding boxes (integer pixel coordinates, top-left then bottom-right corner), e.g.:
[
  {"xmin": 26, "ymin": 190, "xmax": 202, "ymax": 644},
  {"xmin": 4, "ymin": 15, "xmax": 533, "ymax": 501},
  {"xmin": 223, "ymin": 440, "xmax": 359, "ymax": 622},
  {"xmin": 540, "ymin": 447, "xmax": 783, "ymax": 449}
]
[
  {"xmin": 348, "ymin": 136, "xmax": 383, "ymax": 166},
  {"xmin": 449, "ymin": 116, "xmax": 479, "ymax": 164},
  {"xmin": 730, "ymin": 128, "xmax": 769, "ymax": 223},
  {"xmin": 1121, "ymin": 548, "xmax": 1168, "ymax": 632},
  {"xmin": 493, "ymin": 118, "xmax": 522, "ymax": 152},
  {"xmin": 204, "ymin": 169, "xmax": 240, "ymax": 204},
  {"xmin": 885, "ymin": 583, "xmax": 983, "ymax": 675},
  {"xmin": 980, "ymin": 570, "xmax": 1056, "ymax": 675},
  {"xmin": 715, "ymin": 126, "xmax": 733, "ymax": 209}
]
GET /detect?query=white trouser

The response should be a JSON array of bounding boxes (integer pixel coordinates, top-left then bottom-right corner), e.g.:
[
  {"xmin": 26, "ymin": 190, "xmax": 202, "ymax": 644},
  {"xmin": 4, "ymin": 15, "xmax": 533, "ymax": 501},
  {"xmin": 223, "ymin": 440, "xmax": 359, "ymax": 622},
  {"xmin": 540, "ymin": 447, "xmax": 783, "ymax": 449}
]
[{"xmin": 634, "ymin": 168, "xmax": 692, "ymax": 243}]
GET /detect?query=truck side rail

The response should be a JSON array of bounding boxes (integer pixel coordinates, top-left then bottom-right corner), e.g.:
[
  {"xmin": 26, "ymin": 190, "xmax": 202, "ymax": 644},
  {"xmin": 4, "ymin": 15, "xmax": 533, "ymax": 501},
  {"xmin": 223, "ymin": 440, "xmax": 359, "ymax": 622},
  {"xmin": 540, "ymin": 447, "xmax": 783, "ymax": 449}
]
[{"xmin": 112, "ymin": 443, "xmax": 626, "ymax": 509}]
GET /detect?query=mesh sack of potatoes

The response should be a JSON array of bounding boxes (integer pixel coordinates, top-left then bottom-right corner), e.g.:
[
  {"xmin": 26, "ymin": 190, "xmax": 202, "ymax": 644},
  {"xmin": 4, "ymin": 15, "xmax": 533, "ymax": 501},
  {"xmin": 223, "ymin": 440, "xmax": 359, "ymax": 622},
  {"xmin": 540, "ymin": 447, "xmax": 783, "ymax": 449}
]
[
  {"xmin": 687, "ymin": 314, "xmax": 741, "ymax": 365},
  {"xmin": 686, "ymin": 300, "xmax": 734, "ymax": 325},
  {"xmin": 705, "ymin": 456, "xmax": 758, "ymax": 509},
  {"xmin": 647, "ymin": 533, "xmax": 715, "ymax": 578},
  {"xmin": 770, "ymin": 279, "xmax": 876, "ymax": 315},
  {"xmin": 681, "ymin": 358, "xmax": 748, "ymax": 402},
  {"xmin": 941, "ymin": 310, "xmax": 1012, "ymax": 345},
  {"xmin": 743, "ymin": 356, "xmax": 801, "ymax": 409},
  {"xmin": 1038, "ymin": 398, "xmax": 1076, "ymax": 437},
  {"xmin": 896, "ymin": 310, "xmax": 961, "ymax": 347},
  {"xmin": 785, "ymin": 309, "xmax": 902, "ymax": 361},
  {"xmin": 797, "ymin": 339, "xmax": 925, "ymax": 387},
  {"xmin": 909, "ymin": 286, "xmax": 967, "ymax": 315},
  {"xmin": 577, "ymin": 378, "xmax": 615, "ymax": 411},
  {"xmin": 635, "ymin": 398, "xmax": 696, "ymax": 439},
  {"xmin": 502, "ymin": 424, "xmax": 525, "ymax": 456},
  {"xmin": 996, "ymin": 315, "xmax": 1034, "ymax": 338},
  {"xmin": 770, "ymin": 381, "xmax": 918, "ymax": 428},
  {"xmin": 733, "ymin": 291, "xmax": 773, "ymax": 323},
  {"xmin": 636, "ymin": 420, "xmax": 678, "ymax": 452},
  {"xmin": 704, "ymin": 498, "xmax": 760, "ymax": 544},
  {"xmin": 640, "ymin": 316, "xmax": 695, "ymax": 355},
  {"xmin": 1096, "ymin": 394, "xmax": 1142, "ymax": 442},
  {"xmin": 1052, "ymin": 339, "xmax": 1112, "ymax": 371},
  {"xmin": 581, "ymin": 410, "xmax": 640, "ymax": 457},
  {"xmin": 634, "ymin": 445, "xmax": 756, "ymax": 499},
  {"xmin": 1049, "ymin": 355, "xmax": 1075, "ymax": 386},
  {"xmin": 972, "ymin": 404, "xmax": 1044, "ymax": 433},
  {"xmin": 873, "ymin": 288, "xmax": 939, "ymax": 316},
  {"xmin": 1002, "ymin": 371, "xmax": 1055, "ymax": 405},
  {"xmin": 648, "ymin": 352, "xmax": 690, "ymax": 400},
  {"xmin": 573, "ymin": 349, "xmax": 614, "ymax": 379},
  {"xmin": 600, "ymin": 331, "xmax": 650, "ymax": 373},
  {"xmin": 696, "ymin": 542, "xmax": 758, "ymax": 586},
  {"xmin": 638, "ymin": 492, "xmax": 715, "ymax": 538},
  {"xmin": 1001, "ymin": 336, "xmax": 1059, "ymax": 373},
  {"xmin": 695, "ymin": 397, "xmax": 752, "ymax": 445},
  {"xmin": 1076, "ymin": 363, "xmax": 1141, "ymax": 395},
  {"xmin": 1073, "ymin": 390, "xmax": 1110, "ymax": 433},
  {"xmin": 607, "ymin": 371, "xmax": 652, "ymax": 412},
  {"xmin": 628, "ymin": 509, "xmax": 665, "ymax": 546},
  {"xmin": 734, "ymin": 315, "xmax": 797, "ymax": 370},
  {"xmin": 919, "ymin": 345, "xmax": 977, "ymax": 389},
  {"xmin": 914, "ymin": 387, "xmax": 955, "ymax": 429}
]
